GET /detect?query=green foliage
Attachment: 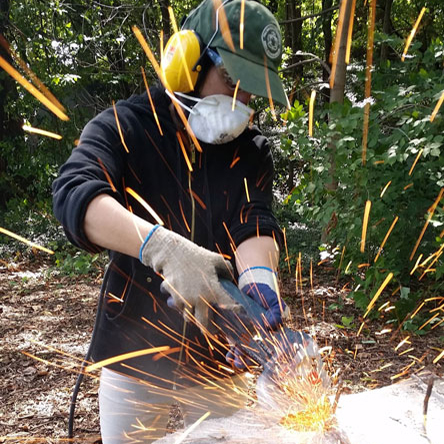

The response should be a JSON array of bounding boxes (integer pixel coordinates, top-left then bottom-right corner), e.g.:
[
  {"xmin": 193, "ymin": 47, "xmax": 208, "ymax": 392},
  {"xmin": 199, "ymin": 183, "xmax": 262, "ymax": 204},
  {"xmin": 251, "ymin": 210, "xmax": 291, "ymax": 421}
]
[
  {"xmin": 52, "ymin": 247, "xmax": 103, "ymax": 277},
  {"xmin": 281, "ymin": 41, "xmax": 444, "ymax": 328}
]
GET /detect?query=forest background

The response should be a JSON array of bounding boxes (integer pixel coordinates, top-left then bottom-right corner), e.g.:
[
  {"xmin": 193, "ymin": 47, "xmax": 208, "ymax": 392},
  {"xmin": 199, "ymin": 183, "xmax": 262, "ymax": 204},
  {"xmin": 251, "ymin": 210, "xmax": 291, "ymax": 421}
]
[{"xmin": 0, "ymin": 0, "xmax": 443, "ymax": 347}]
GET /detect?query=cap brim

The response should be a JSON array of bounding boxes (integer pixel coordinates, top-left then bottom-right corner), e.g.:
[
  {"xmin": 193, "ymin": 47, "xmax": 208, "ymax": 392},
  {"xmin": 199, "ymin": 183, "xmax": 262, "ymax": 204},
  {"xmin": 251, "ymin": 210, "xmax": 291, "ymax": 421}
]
[{"xmin": 218, "ymin": 48, "xmax": 290, "ymax": 108}]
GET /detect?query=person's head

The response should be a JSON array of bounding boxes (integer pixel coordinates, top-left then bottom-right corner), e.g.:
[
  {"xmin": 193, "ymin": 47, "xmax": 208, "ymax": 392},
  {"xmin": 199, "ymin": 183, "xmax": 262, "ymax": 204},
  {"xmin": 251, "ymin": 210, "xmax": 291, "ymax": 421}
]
[{"xmin": 162, "ymin": 0, "xmax": 289, "ymax": 108}]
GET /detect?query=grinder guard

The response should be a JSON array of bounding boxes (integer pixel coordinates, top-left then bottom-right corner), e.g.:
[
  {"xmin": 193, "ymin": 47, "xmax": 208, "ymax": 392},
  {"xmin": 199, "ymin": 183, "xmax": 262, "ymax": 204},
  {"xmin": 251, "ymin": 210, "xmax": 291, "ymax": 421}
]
[{"xmin": 214, "ymin": 279, "xmax": 331, "ymax": 416}]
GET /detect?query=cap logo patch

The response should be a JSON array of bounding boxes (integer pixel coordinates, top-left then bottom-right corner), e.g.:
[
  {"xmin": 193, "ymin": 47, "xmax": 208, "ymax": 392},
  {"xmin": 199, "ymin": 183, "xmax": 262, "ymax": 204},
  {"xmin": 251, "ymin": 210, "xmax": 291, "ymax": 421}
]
[{"xmin": 261, "ymin": 24, "xmax": 281, "ymax": 60}]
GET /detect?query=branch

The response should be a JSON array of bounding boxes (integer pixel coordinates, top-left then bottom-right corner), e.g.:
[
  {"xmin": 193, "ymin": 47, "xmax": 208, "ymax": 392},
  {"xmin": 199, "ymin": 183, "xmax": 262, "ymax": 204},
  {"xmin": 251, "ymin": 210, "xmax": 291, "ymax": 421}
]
[
  {"xmin": 281, "ymin": 51, "xmax": 331, "ymax": 75},
  {"xmin": 279, "ymin": 4, "xmax": 339, "ymax": 25}
]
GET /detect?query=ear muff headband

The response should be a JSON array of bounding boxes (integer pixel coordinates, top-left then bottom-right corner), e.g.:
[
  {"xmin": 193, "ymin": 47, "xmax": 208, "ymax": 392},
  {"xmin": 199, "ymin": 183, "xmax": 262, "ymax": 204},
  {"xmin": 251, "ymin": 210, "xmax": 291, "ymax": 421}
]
[{"xmin": 161, "ymin": 30, "xmax": 202, "ymax": 93}]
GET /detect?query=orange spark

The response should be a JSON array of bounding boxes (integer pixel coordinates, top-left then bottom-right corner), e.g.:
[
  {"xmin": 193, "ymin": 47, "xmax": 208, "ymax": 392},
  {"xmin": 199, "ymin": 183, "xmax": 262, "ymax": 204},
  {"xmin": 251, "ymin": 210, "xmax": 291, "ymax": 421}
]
[
  {"xmin": 403, "ymin": 183, "xmax": 413, "ymax": 191},
  {"xmin": 433, "ymin": 349, "xmax": 444, "ymax": 364},
  {"xmin": 409, "ymin": 188, "xmax": 444, "ymax": 261},
  {"xmin": 0, "ymin": 35, "xmax": 66, "ymax": 112},
  {"xmin": 232, "ymin": 79, "xmax": 241, "ymax": 111},
  {"xmin": 430, "ymin": 90, "xmax": 444, "ymax": 122},
  {"xmin": 240, "ymin": 0, "xmax": 245, "ymax": 49},
  {"xmin": 85, "ymin": 346, "xmax": 170, "ymax": 372},
  {"xmin": 391, "ymin": 361, "xmax": 416, "ymax": 380},
  {"xmin": 125, "ymin": 187, "xmax": 164, "ymax": 225},
  {"xmin": 409, "ymin": 149, "xmax": 423, "ymax": 176},
  {"xmin": 263, "ymin": 56, "xmax": 276, "ymax": 120},
  {"xmin": 364, "ymin": 272, "xmax": 394, "ymax": 318},
  {"xmin": 179, "ymin": 200, "xmax": 191, "ymax": 233},
  {"xmin": 378, "ymin": 301, "xmax": 391, "ymax": 311},
  {"xmin": 0, "ymin": 227, "xmax": 54, "ymax": 254},
  {"xmin": 0, "ymin": 56, "xmax": 69, "ymax": 121},
  {"xmin": 189, "ymin": 190, "xmax": 207, "ymax": 209},
  {"xmin": 432, "ymin": 318, "xmax": 444, "ymax": 330},
  {"xmin": 177, "ymin": 131, "xmax": 193, "ymax": 172},
  {"xmin": 420, "ymin": 246, "xmax": 444, "ymax": 269},
  {"xmin": 132, "ymin": 26, "xmax": 202, "ymax": 152},
  {"xmin": 360, "ymin": 200, "xmax": 372, "ymax": 253},
  {"xmin": 176, "ymin": 412, "xmax": 211, "ymax": 444},
  {"xmin": 380, "ymin": 180, "xmax": 392, "ymax": 198},
  {"xmin": 141, "ymin": 67, "xmax": 163, "ymax": 135},
  {"xmin": 362, "ymin": 0, "xmax": 377, "ymax": 165},
  {"xmin": 429, "ymin": 302, "xmax": 444, "ymax": 313},
  {"xmin": 418, "ymin": 312, "xmax": 440, "ymax": 331},
  {"xmin": 374, "ymin": 216, "xmax": 399, "ymax": 262},
  {"xmin": 283, "ymin": 227, "xmax": 291, "ymax": 273},
  {"xmin": 107, "ymin": 292, "xmax": 124, "ymax": 303},
  {"xmin": 345, "ymin": 0, "xmax": 357, "ymax": 64},
  {"xmin": 401, "ymin": 7, "xmax": 426, "ymax": 62},
  {"xmin": 213, "ymin": 0, "xmax": 235, "ymax": 52},
  {"xmin": 230, "ymin": 156, "xmax": 240, "ymax": 168},
  {"xmin": 410, "ymin": 302, "xmax": 425, "ymax": 319},
  {"xmin": 357, "ymin": 320, "xmax": 366, "ymax": 336},
  {"xmin": 329, "ymin": 0, "xmax": 349, "ymax": 89},
  {"xmin": 97, "ymin": 157, "xmax": 117, "ymax": 192},
  {"xmin": 22, "ymin": 124, "xmax": 62, "ymax": 140},
  {"xmin": 419, "ymin": 247, "xmax": 443, "ymax": 280},
  {"xmin": 362, "ymin": 104, "xmax": 370, "ymax": 165},
  {"xmin": 0, "ymin": 437, "xmax": 73, "ymax": 442},
  {"xmin": 168, "ymin": 6, "xmax": 194, "ymax": 91},
  {"xmin": 308, "ymin": 90, "xmax": 316, "ymax": 137},
  {"xmin": 410, "ymin": 253, "xmax": 423, "ymax": 275},
  {"xmin": 22, "ymin": 351, "xmax": 90, "ymax": 376},
  {"xmin": 337, "ymin": 245, "xmax": 346, "ymax": 282},
  {"xmin": 222, "ymin": 221, "xmax": 236, "ymax": 249},
  {"xmin": 399, "ymin": 348, "xmax": 415, "ymax": 357},
  {"xmin": 297, "ymin": 252, "xmax": 303, "ymax": 295},
  {"xmin": 244, "ymin": 177, "xmax": 250, "ymax": 203},
  {"xmin": 310, "ymin": 258, "xmax": 314, "ymax": 293},
  {"xmin": 30, "ymin": 339, "xmax": 90, "ymax": 364},
  {"xmin": 358, "ymin": 263, "xmax": 370, "ymax": 268},
  {"xmin": 112, "ymin": 101, "xmax": 130, "ymax": 153}
]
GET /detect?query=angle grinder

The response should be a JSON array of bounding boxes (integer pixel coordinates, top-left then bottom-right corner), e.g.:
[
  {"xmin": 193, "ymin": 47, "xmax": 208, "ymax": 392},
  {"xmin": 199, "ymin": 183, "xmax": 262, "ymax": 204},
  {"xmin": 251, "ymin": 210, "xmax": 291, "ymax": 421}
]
[{"xmin": 213, "ymin": 279, "xmax": 331, "ymax": 421}]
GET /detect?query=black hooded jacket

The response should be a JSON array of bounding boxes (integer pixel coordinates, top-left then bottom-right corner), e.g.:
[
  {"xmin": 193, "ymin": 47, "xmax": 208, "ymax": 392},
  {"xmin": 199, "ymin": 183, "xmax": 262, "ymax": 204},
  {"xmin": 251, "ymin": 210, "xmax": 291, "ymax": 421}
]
[{"xmin": 52, "ymin": 87, "xmax": 282, "ymax": 387}]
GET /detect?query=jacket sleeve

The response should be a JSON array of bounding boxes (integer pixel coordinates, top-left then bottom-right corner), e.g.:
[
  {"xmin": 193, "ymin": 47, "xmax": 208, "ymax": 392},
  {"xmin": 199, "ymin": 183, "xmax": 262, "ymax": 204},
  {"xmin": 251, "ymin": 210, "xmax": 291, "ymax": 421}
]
[
  {"xmin": 52, "ymin": 106, "xmax": 129, "ymax": 253},
  {"xmin": 229, "ymin": 131, "xmax": 283, "ymax": 249}
]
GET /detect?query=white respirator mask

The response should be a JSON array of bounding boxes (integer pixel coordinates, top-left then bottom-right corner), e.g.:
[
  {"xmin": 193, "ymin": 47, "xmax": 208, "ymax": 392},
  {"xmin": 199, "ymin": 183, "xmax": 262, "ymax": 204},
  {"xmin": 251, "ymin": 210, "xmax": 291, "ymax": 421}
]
[{"xmin": 167, "ymin": 91, "xmax": 254, "ymax": 144}]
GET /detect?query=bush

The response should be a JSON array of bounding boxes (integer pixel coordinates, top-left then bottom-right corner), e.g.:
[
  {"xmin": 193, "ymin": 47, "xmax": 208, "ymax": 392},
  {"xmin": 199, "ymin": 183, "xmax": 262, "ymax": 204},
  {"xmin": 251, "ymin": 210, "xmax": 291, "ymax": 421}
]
[{"xmin": 280, "ymin": 41, "xmax": 444, "ymax": 328}]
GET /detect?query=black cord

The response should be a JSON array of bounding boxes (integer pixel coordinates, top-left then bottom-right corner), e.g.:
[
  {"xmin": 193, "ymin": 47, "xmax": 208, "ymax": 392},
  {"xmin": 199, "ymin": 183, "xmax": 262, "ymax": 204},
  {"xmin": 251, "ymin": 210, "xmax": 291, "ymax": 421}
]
[{"xmin": 68, "ymin": 264, "xmax": 110, "ymax": 439}]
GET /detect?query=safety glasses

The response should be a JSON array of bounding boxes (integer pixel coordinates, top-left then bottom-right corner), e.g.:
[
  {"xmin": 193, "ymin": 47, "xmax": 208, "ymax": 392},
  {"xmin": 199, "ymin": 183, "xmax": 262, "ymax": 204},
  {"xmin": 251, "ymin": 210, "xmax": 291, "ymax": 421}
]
[{"xmin": 206, "ymin": 47, "xmax": 238, "ymax": 91}]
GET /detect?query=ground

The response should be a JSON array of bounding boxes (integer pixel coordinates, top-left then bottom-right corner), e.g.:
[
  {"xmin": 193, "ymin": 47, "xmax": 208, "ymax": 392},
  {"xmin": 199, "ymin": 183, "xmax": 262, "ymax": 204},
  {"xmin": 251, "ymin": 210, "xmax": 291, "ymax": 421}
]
[{"xmin": 0, "ymin": 257, "xmax": 442, "ymax": 443}]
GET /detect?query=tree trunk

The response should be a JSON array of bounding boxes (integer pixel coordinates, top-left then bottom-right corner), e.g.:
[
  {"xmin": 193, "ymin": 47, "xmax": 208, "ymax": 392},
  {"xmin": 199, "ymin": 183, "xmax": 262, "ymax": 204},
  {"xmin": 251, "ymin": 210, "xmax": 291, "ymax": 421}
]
[
  {"xmin": 0, "ymin": 0, "xmax": 22, "ymax": 208},
  {"xmin": 160, "ymin": 0, "xmax": 171, "ymax": 46},
  {"xmin": 322, "ymin": 0, "xmax": 333, "ymax": 96},
  {"xmin": 329, "ymin": 0, "xmax": 354, "ymax": 104},
  {"xmin": 380, "ymin": 0, "xmax": 393, "ymax": 62},
  {"xmin": 284, "ymin": 0, "xmax": 303, "ymax": 90},
  {"xmin": 323, "ymin": 0, "xmax": 354, "ymax": 241}
]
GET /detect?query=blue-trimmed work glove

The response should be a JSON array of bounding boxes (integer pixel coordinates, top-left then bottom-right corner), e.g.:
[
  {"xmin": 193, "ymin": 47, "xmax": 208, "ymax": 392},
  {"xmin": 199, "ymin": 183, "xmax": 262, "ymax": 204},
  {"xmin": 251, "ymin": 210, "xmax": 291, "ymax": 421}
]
[
  {"xmin": 226, "ymin": 266, "xmax": 290, "ymax": 369},
  {"xmin": 139, "ymin": 225, "xmax": 236, "ymax": 331}
]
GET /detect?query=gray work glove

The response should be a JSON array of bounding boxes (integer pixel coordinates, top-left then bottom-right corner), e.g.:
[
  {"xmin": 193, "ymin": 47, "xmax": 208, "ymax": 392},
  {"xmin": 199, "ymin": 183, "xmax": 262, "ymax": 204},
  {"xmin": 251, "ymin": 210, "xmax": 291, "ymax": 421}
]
[{"xmin": 140, "ymin": 225, "xmax": 236, "ymax": 331}]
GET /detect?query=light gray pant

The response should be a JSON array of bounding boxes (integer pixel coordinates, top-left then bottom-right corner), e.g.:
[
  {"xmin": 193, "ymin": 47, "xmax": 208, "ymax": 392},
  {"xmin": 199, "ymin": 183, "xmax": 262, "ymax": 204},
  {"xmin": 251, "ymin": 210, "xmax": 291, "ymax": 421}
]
[{"xmin": 99, "ymin": 367, "xmax": 249, "ymax": 443}]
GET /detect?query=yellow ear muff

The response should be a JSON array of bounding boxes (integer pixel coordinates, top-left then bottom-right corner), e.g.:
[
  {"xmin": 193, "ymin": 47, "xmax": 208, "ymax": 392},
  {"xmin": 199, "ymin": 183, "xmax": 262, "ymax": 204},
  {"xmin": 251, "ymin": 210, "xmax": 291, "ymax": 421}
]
[{"xmin": 161, "ymin": 30, "xmax": 202, "ymax": 93}]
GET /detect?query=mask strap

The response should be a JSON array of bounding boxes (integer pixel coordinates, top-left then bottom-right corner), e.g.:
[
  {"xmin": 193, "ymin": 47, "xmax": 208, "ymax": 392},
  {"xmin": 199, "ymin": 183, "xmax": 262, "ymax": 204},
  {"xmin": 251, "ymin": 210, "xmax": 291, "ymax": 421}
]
[{"xmin": 165, "ymin": 89, "xmax": 196, "ymax": 114}]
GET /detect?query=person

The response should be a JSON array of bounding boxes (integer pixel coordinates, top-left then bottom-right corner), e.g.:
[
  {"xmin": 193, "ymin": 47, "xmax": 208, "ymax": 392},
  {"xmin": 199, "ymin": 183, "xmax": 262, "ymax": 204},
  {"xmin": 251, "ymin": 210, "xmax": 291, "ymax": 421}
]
[{"xmin": 53, "ymin": 0, "xmax": 290, "ymax": 442}]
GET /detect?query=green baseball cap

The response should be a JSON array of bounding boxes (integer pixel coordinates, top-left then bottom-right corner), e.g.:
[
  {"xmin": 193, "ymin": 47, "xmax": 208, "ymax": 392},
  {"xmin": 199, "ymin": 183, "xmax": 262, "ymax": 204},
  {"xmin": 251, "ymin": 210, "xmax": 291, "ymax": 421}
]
[{"xmin": 182, "ymin": 0, "xmax": 289, "ymax": 108}]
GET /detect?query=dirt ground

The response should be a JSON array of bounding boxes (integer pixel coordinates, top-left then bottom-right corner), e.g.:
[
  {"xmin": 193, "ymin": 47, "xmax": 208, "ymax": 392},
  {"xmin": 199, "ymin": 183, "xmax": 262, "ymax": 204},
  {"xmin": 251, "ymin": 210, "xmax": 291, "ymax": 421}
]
[{"xmin": 0, "ymin": 257, "xmax": 442, "ymax": 443}]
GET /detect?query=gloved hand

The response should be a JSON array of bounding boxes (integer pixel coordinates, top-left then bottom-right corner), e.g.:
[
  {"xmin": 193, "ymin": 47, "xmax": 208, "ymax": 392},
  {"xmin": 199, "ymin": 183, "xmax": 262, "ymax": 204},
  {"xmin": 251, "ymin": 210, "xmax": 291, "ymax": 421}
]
[
  {"xmin": 140, "ymin": 225, "xmax": 236, "ymax": 330},
  {"xmin": 226, "ymin": 266, "xmax": 290, "ymax": 369},
  {"xmin": 238, "ymin": 266, "xmax": 290, "ymax": 330},
  {"xmin": 226, "ymin": 345, "xmax": 256, "ymax": 370}
]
